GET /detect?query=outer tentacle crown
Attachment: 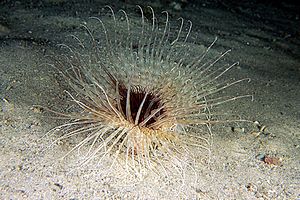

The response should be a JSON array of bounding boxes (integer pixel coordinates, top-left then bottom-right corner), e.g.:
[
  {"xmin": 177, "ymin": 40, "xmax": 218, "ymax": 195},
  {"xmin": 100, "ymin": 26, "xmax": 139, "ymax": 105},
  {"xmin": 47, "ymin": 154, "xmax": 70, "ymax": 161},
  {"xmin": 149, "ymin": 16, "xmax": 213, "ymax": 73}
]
[{"xmin": 51, "ymin": 6, "xmax": 251, "ymax": 174}]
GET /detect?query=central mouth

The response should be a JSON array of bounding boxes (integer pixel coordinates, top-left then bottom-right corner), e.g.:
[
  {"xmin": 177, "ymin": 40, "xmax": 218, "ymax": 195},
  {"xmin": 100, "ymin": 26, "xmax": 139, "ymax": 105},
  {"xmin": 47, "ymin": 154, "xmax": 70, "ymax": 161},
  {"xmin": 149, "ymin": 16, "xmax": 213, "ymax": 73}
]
[{"xmin": 117, "ymin": 83, "xmax": 165, "ymax": 129}]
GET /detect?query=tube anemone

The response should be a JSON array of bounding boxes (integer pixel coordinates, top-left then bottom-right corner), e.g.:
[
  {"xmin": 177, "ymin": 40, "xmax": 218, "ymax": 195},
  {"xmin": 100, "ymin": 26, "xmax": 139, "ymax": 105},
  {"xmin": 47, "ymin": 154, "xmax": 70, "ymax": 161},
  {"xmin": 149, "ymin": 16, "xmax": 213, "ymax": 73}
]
[{"xmin": 48, "ymin": 6, "xmax": 251, "ymax": 176}]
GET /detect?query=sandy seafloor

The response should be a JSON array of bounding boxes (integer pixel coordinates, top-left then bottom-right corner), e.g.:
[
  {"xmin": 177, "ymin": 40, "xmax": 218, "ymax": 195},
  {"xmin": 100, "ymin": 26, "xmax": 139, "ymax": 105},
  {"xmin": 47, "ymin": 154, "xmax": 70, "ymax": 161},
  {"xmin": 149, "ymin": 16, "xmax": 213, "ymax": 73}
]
[{"xmin": 0, "ymin": 0, "xmax": 299, "ymax": 199}]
